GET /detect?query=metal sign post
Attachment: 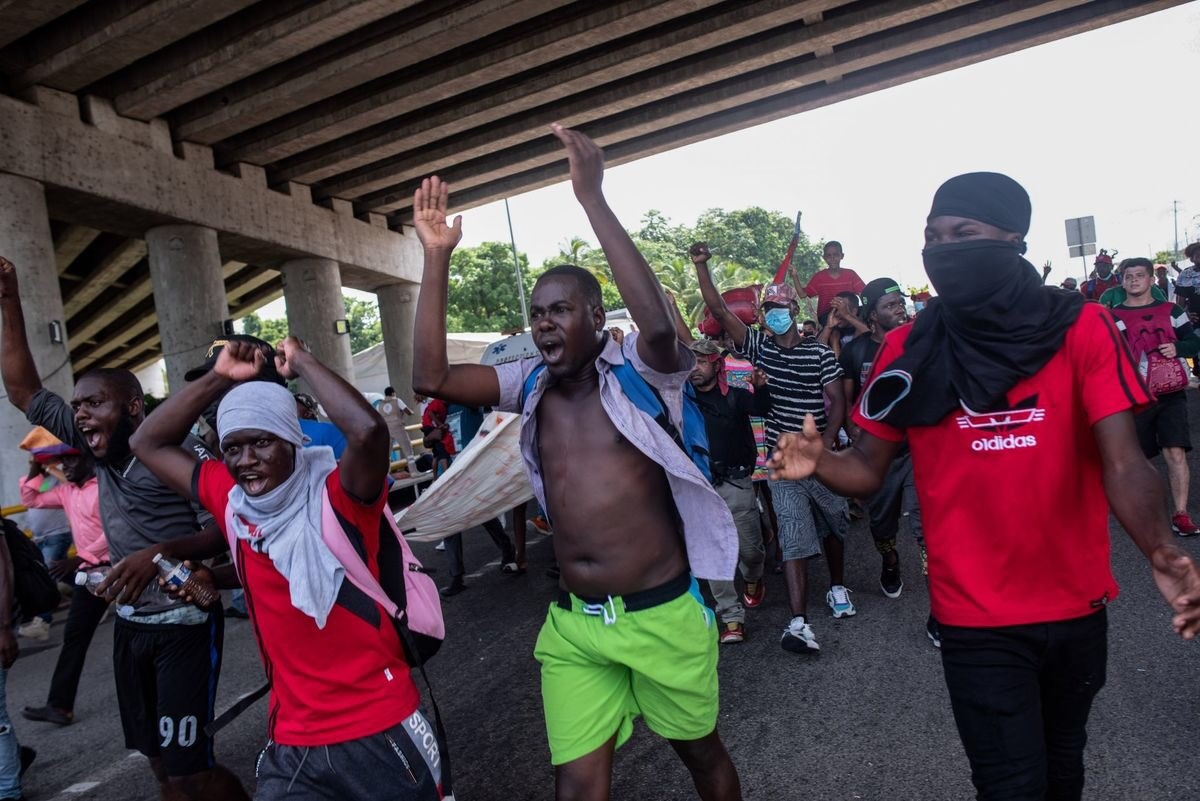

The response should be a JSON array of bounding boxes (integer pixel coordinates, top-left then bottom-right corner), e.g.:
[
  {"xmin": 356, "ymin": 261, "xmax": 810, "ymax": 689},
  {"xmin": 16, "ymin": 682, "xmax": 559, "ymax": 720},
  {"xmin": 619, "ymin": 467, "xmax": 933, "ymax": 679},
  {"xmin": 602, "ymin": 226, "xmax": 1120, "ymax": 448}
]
[{"xmin": 1065, "ymin": 216, "xmax": 1097, "ymax": 281}]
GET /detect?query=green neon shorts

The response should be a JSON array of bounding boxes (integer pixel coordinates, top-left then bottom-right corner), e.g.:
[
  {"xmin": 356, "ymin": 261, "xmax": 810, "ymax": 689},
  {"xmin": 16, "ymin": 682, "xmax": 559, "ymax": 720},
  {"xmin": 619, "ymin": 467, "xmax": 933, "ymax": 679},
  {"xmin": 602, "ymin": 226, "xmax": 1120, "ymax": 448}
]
[{"xmin": 534, "ymin": 575, "xmax": 719, "ymax": 765}]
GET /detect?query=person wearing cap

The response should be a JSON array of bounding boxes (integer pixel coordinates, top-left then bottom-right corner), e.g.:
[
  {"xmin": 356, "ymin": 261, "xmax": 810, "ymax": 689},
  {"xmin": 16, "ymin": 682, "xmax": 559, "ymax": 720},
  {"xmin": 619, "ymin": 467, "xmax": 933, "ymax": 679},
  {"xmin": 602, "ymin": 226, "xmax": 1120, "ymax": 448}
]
[
  {"xmin": 692, "ymin": 240, "xmax": 849, "ymax": 656},
  {"xmin": 19, "ymin": 438, "xmax": 108, "ymax": 727},
  {"xmin": 767, "ymin": 171, "xmax": 1200, "ymax": 800},
  {"xmin": 0, "ymin": 258, "xmax": 249, "ymax": 801},
  {"xmin": 1080, "ymin": 250, "xmax": 1119, "ymax": 301},
  {"xmin": 686, "ymin": 339, "xmax": 771, "ymax": 644},
  {"xmin": 129, "ymin": 336, "xmax": 446, "ymax": 800},
  {"xmin": 804, "ymin": 240, "xmax": 867, "ymax": 325},
  {"xmin": 295, "ymin": 392, "xmax": 348, "ymax": 459},
  {"xmin": 837, "ymin": 279, "xmax": 934, "ymax": 640}
]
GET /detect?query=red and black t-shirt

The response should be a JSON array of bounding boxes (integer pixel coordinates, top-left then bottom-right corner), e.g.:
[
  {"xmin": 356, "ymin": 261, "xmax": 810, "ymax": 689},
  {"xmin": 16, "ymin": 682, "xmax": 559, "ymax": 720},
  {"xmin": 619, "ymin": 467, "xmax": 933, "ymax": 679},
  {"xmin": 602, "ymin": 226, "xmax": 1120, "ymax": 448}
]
[
  {"xmin": 852, "ymin": 304, "xmax": 1152, "ymax": 628},
  {"xmin": 196, "ymin": 461, "xmax": 419, "ymax": 746}
]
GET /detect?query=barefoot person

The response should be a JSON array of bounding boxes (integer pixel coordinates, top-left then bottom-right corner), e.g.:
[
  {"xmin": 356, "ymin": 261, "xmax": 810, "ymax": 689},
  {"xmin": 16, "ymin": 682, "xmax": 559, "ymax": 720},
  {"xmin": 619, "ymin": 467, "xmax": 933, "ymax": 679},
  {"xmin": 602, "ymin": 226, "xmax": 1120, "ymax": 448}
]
[
  {"xmin": 412, "ymin": 126, "xmax": 741, "ymax": 801},
  {"xmin": 767, "ymin": 172, "xmax": 1200, "ymax": 800}
]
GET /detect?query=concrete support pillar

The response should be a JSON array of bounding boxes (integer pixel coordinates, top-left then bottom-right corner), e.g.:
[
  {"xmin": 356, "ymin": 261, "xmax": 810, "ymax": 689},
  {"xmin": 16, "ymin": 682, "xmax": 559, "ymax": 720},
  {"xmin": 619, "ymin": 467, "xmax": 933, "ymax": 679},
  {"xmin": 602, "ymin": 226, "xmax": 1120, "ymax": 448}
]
[
  {"xmin": 281, "ymin": 258, "xmax": 354, "ymax": 385},
  {"xmin": 146, "ymin": 225, "xmax": 229, "ymax": 395},
  {"xmin": 376, "ymin": 282, "xmax": 420, "ymax": 409},
  {"xmin": 0, "ymin": 174, "xmax": 72, "ymax": 505}
]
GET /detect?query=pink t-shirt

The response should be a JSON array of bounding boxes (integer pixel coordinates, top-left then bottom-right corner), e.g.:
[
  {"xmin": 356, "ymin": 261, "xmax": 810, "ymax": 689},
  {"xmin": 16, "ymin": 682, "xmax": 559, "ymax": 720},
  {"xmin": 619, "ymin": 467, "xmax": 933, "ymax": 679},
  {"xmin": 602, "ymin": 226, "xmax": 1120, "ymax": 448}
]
[{"xmin": 19, "ymin": 476, "xmax": 108, "ymax": 564}]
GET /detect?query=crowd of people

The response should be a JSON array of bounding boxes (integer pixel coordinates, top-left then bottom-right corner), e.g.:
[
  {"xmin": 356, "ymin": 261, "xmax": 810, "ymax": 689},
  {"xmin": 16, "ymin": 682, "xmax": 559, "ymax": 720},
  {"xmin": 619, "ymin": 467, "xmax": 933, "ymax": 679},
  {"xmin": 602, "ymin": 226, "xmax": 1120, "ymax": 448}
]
[{"xmin": 0, "ymin": 125, "xmax": 1195, "ymax": 801}]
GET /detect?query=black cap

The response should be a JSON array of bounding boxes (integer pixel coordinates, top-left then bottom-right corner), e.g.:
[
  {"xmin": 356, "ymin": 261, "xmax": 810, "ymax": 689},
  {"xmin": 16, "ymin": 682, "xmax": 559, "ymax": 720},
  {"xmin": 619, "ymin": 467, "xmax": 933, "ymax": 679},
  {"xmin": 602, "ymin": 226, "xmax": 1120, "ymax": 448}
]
[
  {"xmin": 184, "ymin": 335, "xmax": 285, "ymax": 385},
  {"xmin": 928, "ymin": 172, "xmax": 1031, "ymax": 238},
  {"xmin": 860, "ymin": 278, "xmax": 904, "ymax": 318}
]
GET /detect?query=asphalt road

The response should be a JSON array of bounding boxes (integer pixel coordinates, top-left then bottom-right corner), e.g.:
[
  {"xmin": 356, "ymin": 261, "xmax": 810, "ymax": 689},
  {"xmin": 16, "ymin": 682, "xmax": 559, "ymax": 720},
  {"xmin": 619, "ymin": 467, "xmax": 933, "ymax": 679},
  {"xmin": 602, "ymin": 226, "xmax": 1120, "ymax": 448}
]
[{"xmin": 8, "ymin": 431, "xmax": 1200, "ymax": 799}]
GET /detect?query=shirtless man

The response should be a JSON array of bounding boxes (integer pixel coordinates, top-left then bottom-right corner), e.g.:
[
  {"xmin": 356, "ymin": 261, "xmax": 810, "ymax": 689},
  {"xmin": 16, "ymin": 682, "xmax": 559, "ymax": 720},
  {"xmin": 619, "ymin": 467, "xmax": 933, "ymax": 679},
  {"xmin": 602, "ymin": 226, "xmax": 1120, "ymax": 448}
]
[{"xmin": 412, "ymin": 125, "xmax": 740, "ymax": 801}]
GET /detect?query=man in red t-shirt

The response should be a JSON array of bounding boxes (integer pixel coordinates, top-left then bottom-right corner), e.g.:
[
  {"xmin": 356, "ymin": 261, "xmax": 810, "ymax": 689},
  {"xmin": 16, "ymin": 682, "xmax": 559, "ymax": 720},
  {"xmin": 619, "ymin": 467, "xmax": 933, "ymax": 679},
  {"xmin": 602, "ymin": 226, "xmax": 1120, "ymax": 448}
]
[
  {"xmin": 767, "ymin": 172, "xmax": 1200, "ymax": 801},
  {"xmin": 804, "ymin": 240, "xmax": 866, "ymax": 324},
  {"xmin": 129, "ymin": 337, "xmax": 444, "ymax": 801}
]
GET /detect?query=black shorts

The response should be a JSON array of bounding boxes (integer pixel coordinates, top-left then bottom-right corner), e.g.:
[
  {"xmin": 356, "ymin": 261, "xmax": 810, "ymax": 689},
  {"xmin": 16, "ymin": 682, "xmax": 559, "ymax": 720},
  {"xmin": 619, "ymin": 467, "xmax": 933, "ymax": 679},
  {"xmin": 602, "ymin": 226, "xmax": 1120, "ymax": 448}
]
[
  {"xmin": 256, "ymin": 710, "xmax": 443, "ymax": 801},
  {"xmin": 1135, "ymin": 390, "xmax": 1192, "ymax": 458},
  {"xmin": 113, "ymin": 613, "xmax": 223, "ymax": 776}
]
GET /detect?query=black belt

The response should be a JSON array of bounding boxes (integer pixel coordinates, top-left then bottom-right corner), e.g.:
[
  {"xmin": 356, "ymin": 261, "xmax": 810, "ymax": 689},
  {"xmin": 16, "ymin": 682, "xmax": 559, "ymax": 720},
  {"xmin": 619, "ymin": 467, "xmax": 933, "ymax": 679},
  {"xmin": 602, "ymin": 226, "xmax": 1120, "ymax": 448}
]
[
  {"xmin": 713, "ymin": 464, "xmax": 754, "ymax": 481},
  {"xmin": 556, "ymin": 571, "xmax": 691, "ymax": 613}
]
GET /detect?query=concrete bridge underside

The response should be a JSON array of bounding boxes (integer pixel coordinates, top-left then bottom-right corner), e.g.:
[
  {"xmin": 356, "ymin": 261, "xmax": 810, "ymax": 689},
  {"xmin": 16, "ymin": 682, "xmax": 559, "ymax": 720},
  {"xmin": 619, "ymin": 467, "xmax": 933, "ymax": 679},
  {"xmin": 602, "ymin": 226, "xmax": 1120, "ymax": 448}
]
[{"xmin": 0, "ymin": 0, "xmax": 1181, "ymax": 376}]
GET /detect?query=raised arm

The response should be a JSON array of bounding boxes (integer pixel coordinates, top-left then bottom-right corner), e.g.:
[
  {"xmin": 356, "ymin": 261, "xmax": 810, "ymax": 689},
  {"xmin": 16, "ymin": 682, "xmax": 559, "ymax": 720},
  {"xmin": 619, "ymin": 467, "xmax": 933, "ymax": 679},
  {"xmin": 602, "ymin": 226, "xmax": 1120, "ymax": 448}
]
[
  {"xmin": 664, "ymin": 289, "xmax": 694, "ymax": 344},
  {"xmin": 410, "ymin": 177, "xmax": 503, "ymax": 406},
  {"xmin": 1095, "ymin": 412, "xmax": 1200, "ymax": 638},
  {"xmin": 0, "ymin": 258, "xmax": 44, "ymax": 412},
  {"xmin": 690, "ymin": 243, "xmax": 748, "ymax": 349},
  {"xmin": 551, "ymin": 124, "xmax": 679, "ymax": 373},
  {"xmin": 275, "ymin": 336, "xmax": 389, "ymax": 502},
  {"xmin": 129, "ymin": 355, "xmax": 248, "ymax": 501}
]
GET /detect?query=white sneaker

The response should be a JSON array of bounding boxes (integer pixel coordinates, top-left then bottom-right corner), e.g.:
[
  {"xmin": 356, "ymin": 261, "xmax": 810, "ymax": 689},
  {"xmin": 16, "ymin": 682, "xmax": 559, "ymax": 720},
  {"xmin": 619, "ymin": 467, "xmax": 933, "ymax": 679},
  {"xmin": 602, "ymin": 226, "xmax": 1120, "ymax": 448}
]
[
  {"xmin": 18, "ymin": 617, "xmax": 50, "ymax": 641},
  {"xmin": 826, "ymin": 585, "xmax": 856, "ymax": 618},
  {"xmin": 780, "ymin": 616, "xmax": 820, "ymax": 654}
]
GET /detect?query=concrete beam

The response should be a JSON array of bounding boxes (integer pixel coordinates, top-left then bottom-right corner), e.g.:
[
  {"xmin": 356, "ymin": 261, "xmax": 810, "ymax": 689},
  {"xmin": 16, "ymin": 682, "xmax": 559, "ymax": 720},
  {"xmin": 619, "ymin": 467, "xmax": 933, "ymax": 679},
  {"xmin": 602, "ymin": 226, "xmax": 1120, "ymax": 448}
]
[
  {"xmin": 361, "ymin": 0, "xmax": 977, "ymax": 211},
  {"xmin": 271, "ymin": 0, "xmax": 825, "ymax": 187},
  {"xmin": 220, "ymin": 0, "xmax": 726, "ymax": 166},
  {"xmin": 62, "ymin": 239, "xmax": 147, "ymax": 317},
  {"xmin": 67, "ymin": 270, "xmax": 155, "ymax": 346},
  {"xmin": 72, "ymin": 308, "xmax": 159, "ymax": 372},
  {"xmin": 0, "ymin": 0, "xmax": 87, "ymax": 50},
  {"xmin": 53, "ymin": 224, "xmax": 100, "ymax": 274},
  {"xmin": 171, "ymin": 0, "xmax": 566, "ymax": 144},
  {"xmin": 9, "ymin": 0, "xmax": 256, "ymax": 92},
  {"xmin": 226, "ymin": 265, "xmax": 280, "ymax": 302},
  {"xmin": 410, "ymin": 0, "xmax": 1178, "ymax": 217},
  {"xmin": 229, "ymin": 285, "xmax": 284, "ymax": 319},
  {"xmin": 0, "ymin": 92, "xmax": 419, "ymax": 289},
  {"xmin": 112, "ymin": 0, "xmax": 418, "ymax": 120}
]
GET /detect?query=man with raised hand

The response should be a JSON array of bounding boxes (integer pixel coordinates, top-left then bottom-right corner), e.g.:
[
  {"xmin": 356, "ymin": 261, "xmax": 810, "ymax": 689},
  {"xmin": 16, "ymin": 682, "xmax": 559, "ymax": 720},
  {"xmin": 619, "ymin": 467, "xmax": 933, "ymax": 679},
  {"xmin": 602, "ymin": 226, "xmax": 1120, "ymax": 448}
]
[
  {"xmin": 767, "ymin": 172, "xmax": 1200, "ymax": 801},
  {"xmin": 0, "ymin": 257, "xmax": 248, "ymax": 801},
  {"xmin": 412, "ymin": 125, "xmax": 740, "ymax": 801},
  {"xmin": 692, "ymin": 242, "xmax": 848, "ymax": 656},
  {"xmin": 129, "ymin": 336, "xmax": 444, "ymax": 801}
]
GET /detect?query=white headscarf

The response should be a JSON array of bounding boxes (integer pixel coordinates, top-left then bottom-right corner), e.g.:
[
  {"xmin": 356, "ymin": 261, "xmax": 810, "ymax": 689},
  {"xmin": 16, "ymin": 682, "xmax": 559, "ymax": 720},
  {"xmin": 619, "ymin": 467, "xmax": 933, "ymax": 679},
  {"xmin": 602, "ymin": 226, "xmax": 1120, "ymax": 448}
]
[{"xmin": 217, "ymin": 382, "xmax": 342, "ymax": 628}]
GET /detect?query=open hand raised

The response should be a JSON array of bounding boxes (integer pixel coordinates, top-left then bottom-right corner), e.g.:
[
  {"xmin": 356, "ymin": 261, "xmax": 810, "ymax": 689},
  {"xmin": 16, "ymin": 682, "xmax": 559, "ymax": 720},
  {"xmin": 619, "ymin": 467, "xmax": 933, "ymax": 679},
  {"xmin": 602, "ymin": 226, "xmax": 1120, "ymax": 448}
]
[
  {"xmin": 413, "ymin": 176, "xmax": 463, "ymax": 252},
  {"xmin": 550, "ymin": 124, "xmax": 604, "ymax": 204}
]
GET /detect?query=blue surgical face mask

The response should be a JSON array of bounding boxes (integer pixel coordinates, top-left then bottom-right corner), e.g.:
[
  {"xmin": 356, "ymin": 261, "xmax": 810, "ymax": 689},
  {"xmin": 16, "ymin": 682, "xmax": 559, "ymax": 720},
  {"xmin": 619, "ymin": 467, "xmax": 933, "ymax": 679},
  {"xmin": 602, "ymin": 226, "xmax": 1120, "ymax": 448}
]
[{"xmin": 764, "ymin": 307, "xmax": 793, "ymax": 335}]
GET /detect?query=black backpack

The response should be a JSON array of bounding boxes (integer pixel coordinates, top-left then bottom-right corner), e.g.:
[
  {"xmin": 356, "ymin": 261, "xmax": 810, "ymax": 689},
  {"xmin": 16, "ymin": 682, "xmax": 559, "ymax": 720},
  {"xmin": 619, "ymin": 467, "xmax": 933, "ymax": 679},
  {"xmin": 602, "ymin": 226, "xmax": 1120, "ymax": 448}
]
[{"xmin": 1, "ymin": 516, "xmax": 61, "ymax": 619}]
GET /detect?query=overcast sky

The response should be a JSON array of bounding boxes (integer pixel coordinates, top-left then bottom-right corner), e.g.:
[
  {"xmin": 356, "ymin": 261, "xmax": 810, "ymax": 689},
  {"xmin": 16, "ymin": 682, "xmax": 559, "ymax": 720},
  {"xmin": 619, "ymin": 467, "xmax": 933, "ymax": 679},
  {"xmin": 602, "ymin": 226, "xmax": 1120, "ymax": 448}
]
[{"xmin": 446, "ymin": 1, "xmax": 1200, "ymax": 296}]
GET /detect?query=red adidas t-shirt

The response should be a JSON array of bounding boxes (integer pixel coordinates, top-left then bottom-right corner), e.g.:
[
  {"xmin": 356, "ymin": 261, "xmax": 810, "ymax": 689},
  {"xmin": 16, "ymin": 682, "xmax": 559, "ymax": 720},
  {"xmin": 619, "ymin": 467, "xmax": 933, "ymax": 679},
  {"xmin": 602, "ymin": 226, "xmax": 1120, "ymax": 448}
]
[
  {"xmin": 804, "ymin": 268, "xmax": 867, "ymax": 318},
  {"xmin": 852, "ymin": 304, "xmax": 1151, "ymax": 628},
  {"xmin": 196, "ymin": 460, "xmax": 419, "ymax": 746}
]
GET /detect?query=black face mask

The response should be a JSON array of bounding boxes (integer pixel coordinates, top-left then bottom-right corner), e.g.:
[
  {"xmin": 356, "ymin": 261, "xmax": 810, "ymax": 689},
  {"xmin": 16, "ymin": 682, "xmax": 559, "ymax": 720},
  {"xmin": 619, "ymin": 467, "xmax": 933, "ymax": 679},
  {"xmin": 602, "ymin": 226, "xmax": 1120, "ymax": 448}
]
[{"xmin": 922, "ymin": 240, "xmax": 1024, "ymax": 310}]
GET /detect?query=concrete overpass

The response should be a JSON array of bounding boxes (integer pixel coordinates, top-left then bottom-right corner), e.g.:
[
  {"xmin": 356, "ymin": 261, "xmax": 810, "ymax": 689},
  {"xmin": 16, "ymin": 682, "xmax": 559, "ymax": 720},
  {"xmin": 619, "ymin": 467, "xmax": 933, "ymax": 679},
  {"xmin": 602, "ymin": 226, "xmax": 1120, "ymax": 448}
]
[{"xmin": 0, "ymin": 0, "xmax": 1184, "ymax": 495}]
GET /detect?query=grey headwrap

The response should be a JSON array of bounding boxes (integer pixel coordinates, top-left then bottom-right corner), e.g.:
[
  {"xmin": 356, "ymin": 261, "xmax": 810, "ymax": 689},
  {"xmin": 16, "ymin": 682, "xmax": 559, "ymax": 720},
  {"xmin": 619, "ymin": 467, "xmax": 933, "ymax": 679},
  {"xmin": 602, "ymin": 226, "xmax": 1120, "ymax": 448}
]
[{"xmin": 217, "ymin": 381, "xmax": 342, "ymax": 628}]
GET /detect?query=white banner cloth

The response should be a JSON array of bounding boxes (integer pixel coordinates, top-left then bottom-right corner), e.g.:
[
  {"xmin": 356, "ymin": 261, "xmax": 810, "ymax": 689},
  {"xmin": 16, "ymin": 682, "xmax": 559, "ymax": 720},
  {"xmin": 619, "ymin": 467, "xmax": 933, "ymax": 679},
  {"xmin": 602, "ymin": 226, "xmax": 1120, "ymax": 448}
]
[{"xmin": 395, "ymin": 411, "xmax": 533, "ymax": 542}]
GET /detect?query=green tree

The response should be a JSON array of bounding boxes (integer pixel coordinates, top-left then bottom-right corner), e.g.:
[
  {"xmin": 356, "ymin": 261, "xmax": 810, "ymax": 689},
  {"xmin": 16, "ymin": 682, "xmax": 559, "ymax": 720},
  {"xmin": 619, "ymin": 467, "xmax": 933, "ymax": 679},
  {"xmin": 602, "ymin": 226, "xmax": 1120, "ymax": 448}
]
[
  {"xmin": 693, "ymin": 207, "xmax": 823, "ymax": 289},
  {"xmin": 447, "ymin": 242, "xmax": 533, "ymax": 332},
  {"xmin": 240, "ymin": 311, "xmax": 289, "ymax": 344},
  {"xmin": 344, "ymin": 296, "xmax": 383, "ymax": 354}
]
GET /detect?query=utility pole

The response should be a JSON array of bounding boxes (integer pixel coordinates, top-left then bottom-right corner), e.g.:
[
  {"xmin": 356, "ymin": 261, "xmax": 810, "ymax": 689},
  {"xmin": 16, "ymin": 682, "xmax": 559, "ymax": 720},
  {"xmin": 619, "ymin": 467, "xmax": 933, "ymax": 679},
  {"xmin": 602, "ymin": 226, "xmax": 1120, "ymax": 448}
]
[
  {"xmin": 1173, "ymin": 200, "xmax": 1181, "ymax": 260},
  {"xmin": 504, "ymin": 198, "xmax": 530, "ymax": 330}
]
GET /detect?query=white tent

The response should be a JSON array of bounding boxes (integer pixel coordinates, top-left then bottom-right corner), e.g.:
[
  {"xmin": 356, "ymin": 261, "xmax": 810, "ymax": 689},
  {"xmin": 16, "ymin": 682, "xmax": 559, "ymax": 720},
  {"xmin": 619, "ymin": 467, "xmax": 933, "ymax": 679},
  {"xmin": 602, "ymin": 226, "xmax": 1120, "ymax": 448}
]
[{"xmin": 352, "ymin": 332, "xmax": 502, "ymax": 395}]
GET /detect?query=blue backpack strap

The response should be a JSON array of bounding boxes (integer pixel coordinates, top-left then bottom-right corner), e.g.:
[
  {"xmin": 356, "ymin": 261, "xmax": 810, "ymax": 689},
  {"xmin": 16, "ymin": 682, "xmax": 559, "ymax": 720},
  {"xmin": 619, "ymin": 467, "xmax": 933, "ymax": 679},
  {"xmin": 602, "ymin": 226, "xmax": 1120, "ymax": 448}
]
[
  {"xmin": 609, "ymin": 352, "xmax": 676, "ymax": 438},
  {"xmin": 520, "ymin": 363, "xmax": 547, "ymax": 411}
]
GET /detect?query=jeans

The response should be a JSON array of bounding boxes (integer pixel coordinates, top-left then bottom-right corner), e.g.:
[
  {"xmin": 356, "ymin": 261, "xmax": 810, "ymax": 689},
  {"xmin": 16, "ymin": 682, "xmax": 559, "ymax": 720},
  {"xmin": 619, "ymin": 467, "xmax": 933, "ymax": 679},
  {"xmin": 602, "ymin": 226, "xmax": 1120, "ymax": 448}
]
[
  {"xmin": 708, "ymin": 478, "xmax": 765, "ymax": 625},
  {"xmin": 445, "ymin": 518, "xmax": 515, "ymax": 578},
  {"xmin": 229, "ymin": 589, "xmax": 246, "ymax": 614},
  {"xmin": 940, "ymin": 609, "xmax": 1107, "ymax": 801},
  {"xmin": 36, "ymin": 531, "xmax": 72, "ymax": 623},
  {"xmin": 0, "ymin": 666, "xmax": 21, "ymax": 799},
  {"xmin": 46, "ymin": 587, "xmax": 110, "ymax": 711}
]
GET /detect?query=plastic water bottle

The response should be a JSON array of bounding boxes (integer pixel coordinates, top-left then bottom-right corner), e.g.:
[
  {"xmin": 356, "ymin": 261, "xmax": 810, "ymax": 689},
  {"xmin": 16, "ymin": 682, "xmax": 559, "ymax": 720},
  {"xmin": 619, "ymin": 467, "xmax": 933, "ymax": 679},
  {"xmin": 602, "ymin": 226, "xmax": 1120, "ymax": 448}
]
[
  {"xmin": 74, "ymin": 567, "xmax": 136, "ymax": 618},
  {"xmin": 74, "ymin": 567, "xmax": 109, "ymax": 594},
  {"xmin": 152, "ymin": 554, "xmax": 219, "ymax": 608}
]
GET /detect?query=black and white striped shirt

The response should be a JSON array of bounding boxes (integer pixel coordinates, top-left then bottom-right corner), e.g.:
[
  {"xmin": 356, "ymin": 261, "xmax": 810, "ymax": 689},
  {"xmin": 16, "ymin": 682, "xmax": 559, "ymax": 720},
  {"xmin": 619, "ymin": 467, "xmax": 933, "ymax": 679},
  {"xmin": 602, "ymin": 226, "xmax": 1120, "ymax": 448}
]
[{"xmin": 743, "ymin": 328, "xmax": 843, "ymax": 448}]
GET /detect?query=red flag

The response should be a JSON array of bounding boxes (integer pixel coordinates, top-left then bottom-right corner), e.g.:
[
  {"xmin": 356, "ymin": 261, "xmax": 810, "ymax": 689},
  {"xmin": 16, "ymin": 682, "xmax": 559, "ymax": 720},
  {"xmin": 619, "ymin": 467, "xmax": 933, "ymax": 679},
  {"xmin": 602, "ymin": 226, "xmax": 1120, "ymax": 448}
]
[{"xmin": 772, "ymin": 211, "xmax": 803, "ymax": 285}]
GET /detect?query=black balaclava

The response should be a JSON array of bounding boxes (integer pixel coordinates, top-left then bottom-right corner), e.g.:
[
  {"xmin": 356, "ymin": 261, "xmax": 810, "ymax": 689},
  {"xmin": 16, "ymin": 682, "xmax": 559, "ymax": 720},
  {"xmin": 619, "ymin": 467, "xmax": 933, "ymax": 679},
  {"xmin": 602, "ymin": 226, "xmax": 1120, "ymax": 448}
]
[{"xmin": 859, "ymin": 173, "xmax": 1085, "ymax": 428}]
